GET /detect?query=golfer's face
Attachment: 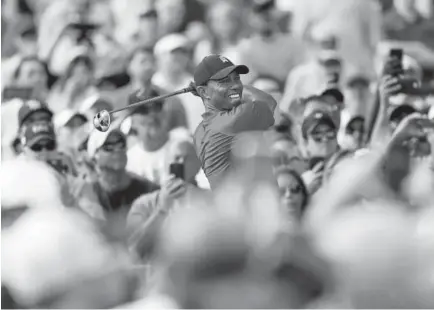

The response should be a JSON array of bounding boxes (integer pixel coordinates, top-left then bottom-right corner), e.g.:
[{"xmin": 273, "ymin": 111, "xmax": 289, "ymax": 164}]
[{"xmin": 208, "ymin": 72, "xmax": 243, "ymax": 110}]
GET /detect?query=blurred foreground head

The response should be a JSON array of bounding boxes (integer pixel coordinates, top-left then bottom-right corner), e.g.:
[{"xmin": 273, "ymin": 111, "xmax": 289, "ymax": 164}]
[
  {"xmin": 1, "ymin": 159, "xmax": 65, "ymax": 229},
  {"xmin": 152, "ymin": 189, "xmax": 334, "ymax": 308},
  {"xmin": 1, "ymin": 208, "xmax": 135, "ymax": 308}
]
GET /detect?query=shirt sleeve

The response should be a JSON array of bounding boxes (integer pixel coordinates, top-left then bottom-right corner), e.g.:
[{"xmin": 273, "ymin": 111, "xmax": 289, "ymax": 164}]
[{"xmin": 217, "ymin": 86, "xmax": 276, "ymax": 135}]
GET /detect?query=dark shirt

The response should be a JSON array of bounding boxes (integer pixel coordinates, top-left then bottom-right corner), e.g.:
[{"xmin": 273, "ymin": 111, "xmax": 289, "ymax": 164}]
[
  {"xmin": 93, "ymin": 174, "xmax": 159, "ymax": 214},
  {"xmin": 193, "ymin": 86, "xmax": 276, "ymax": 189}
]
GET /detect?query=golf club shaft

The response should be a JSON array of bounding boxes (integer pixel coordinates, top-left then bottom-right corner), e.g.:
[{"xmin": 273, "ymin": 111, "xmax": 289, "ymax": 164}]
[{"xmin": 108, "ymin": 86, "xmax": 194, "ymax": 116}]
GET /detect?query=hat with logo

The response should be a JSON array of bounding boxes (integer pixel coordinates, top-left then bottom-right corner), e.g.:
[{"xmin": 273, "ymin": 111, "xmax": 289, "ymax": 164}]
[
  {"xmin": 301, "ymin": 110, "xmax": 336, "ymax": 138},
  {"xmin": 18, "ymin": 100, "xmax": 53, "ymax": 128},
  {"xmin": 194, "ymin": 55, "xmax": 249, "ymax": 86},
  {"xmin": 20, "ymin": 122, "xmax": 56, "ymax": 148}
]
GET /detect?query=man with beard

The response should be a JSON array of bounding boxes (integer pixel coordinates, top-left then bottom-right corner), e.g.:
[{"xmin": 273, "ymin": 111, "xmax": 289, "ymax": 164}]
[
  {"xmin": 193, "ymin": 55, "xmax": 277, "ymax": 189},
  {"xmin": 125, "ymin": 96, "xmax": 192, "ymax": 185}
]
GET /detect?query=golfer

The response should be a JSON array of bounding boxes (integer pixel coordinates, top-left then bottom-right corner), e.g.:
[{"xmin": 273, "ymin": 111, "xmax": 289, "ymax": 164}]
[{"xmin": 193, "ymin": 55, "xmax": 277, "ymax": 189}]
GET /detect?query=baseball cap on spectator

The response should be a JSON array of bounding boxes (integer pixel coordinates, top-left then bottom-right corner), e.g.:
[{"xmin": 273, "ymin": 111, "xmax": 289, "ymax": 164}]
[
  {"xmin": 321, "ymin": 88, "xmax": 344, "ymax": 104},
  {"xmin": 140, "ymin": 8, "xmax": 158, "ymax": 19},
  {"xmin": 18, "ymin": 100, "xmax": 53, "ymax": 128},
  {"xmin": 194, "ymin": 55, "xmax": 249, "ymax": 86},
  {"xmin": 80, "ymin": 95, "xmax": 114, "ymax": 114},
  {"xmin": 154, "ymin": 34, "xmax": 191, "ymax": 56},
  {"xmin": 87, "ymin": 128, "xmax": 126, "ymax": 158},
  {"xmin": 20, "ymin": 122, "xmax": 56, "ymax": 148},
  {"xmin": 301, "ymin": 110, "xmax": 336, "ymax": 139},
  {"xmin": 389, "ymin": 104, "xmax": 417, "ymax": 124},
  {"xmin": 54, "ymin": 110, "xmax": 88, "ymax": 129}
]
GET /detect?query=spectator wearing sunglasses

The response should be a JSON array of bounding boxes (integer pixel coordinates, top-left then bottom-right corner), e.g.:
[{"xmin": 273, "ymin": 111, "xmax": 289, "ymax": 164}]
[
  {"xmin": 19, "ymin": 121, "xmax": 58, "ymax": 160},
  {"xmin": 275, "ymin": 167, "xmax": 309, "ymax": 221},
  {"xmin": 77, "ymin": 128, "xmax": 160, "ymax": 221}
]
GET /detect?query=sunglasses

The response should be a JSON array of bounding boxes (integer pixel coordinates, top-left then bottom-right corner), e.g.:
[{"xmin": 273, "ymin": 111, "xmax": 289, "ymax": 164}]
[
  {"xmin": 280, "ymin": 185, "xmax": 303, "ymax": 196},
  {"xmin": 309, "ymin": 130, "xmax": 337, "ymax": 143},
  {"xmin": 101, "ymin": 139, "xmax": 126, "ymax": 152},
  {"xmin": 30, "ymin": 140, "xmax": 56, "ymax": 152}
]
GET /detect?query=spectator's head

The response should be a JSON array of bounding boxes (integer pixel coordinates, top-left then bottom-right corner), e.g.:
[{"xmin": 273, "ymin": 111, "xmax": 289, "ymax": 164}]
[
  {"xmin": 303, "ymin": 92, "xmax": 343, "ymax": 128},
  {"xmin": 20, "ymin": 122, "xmax": 57, "ymax": 159},
  {"xmin": 61, "ymin": 54, "xmax": 94, "ymax": 90},
  {"xmin": 342, "ymin": 116, "xmax": 365, "ymax": 151},
  {"xmin": 155, "ymin": 0, "xmax": 186, "ymax": 36},
  {"xmin": 344, "ymin": 74, "xmax": 372, "ymax": 112},
  {"xmin": 275, "ymin": 167, "xmax": 308, "ymax": 220},
  {"xmin": 271, "ymin": 137, "xmax": 305, "ymax": 174},
  {"xmin": 167, "ymin": 138, "xmax": 201, "ymax": 183},
  {"xmin": 15, "ymin": 25, "xmax": 38, "ymax": 56},
  {"xmin": 13, "ymin": 56, "xmax": 49, "ymax": 99},
  {"xmin": 1, "ymin": 160, "xmax": 65, "ymax": 230},
  {"xmin": 88, "ymin": 129, "xmax": 128, "ymax": 172},
  {"xmin": 194, "ymin": 55, "xmax": 249, "ymax": 111},
  {"xmin": 138, "ymin": 8, "xmax": 159, "ymax": 47},
  {"xmin": 302, "ymin": 110, "xmax": 338, "ymax": 159},
  {"xmin": 208, "ymin": 0, "xmax": 243, "ymax": 42},
  {"xmin": 154, "ymin": 34, "xmax": 191, "ymax": 76},
  {"xmin": 249, "ymin": 0, "xmax": 277, "ymax": 37},
  {"xmin": 127, "ymin": 46, "xmax": 155, "ymax": 85},
  {"xmin": 129, "ymin": 89, "xmax": 168, "ymax": 149},
  {"xmin": 55, "ymin": 110, "xmax": 90, "ymax": 151},
  {"xmin": 18, "ymin": 99, "xmax": 53, "ymax": 129},
  {"xmin": 251, "ymin": 75, "xmax": 283, "ymax": 103}
]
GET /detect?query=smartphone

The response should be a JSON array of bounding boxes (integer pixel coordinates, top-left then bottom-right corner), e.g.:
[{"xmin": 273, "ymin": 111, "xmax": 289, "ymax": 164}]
[
  {"xmin": 169, "ymin": 162, "xmax": 185, "ymax": 180},
  {"xmin": 2, "ymin": 87, "xmax": 33, "ymax": 102},
  {"xmin": 389, "ymin": 48, "xmax": 403, "ymax": 61}
]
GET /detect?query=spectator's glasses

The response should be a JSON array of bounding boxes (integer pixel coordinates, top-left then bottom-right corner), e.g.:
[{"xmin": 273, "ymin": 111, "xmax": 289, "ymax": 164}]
[
  {"xmin": 101, "ymin": 138, "xmax": 126, "ymax": 152},
  {"xmin": 309, "ymin": 129, "xmax": 337, "ymax": 143},
  {"xmin": 280, "ymin": 184, "xmax": 303, "ymax": 196},
  {"xmin": 30, "ymin": 140, "xmax": 56, "ymax": 152}
]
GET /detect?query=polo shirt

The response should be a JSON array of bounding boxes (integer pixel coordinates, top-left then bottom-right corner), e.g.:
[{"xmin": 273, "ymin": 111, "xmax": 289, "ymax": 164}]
[{"xmin": 193, "ymin": 87, "xmax": 276, "ymax": 189}]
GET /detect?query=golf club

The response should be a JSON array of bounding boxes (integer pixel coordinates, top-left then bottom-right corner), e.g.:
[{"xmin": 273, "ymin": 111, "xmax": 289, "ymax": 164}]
[{"xmin": 93, "ymin": 84, "xmax": 196, "ymax": 132}]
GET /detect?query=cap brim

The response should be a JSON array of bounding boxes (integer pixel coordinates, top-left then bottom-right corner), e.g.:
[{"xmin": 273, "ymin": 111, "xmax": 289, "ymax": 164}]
[
  {"xmin": 27, "ymin": 135, "xmax": 55, "ymax": 147},
  {"xmin": 321, "ymin": 88, "xmax": 344, "ymax": 103},
  {"xmin": 209, "ymin": 65, "xmax": 249, "ymax": 81}
]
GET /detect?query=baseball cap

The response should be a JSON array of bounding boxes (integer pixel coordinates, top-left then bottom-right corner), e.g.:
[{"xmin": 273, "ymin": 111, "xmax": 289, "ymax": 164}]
[
  {"xmin": 87, "ymin": 128, "xmax": 126, "ymax": 158},
  {"xmin": 20, "ymin": 122, "xmax": 56, "ymax": 148},
  {"xmin": 321, "ymin": 88, "xmax": 344, "ymax": 103},
  {"xmin": 154, "ymin": 34, "xmax": 191, "ymax": 55},
  {"xmin": 194, "ymin": 55, "xmax": 249, "ymax": 86},
  {"xmin": 54, "ymin": 110, "xmax": 88, "ymax": 129},
  {"xmin": 301, "ymin": 110, "xmax": 336, "ymax": 138},
  {"xmin": 18, "ymin": 100, "xmax": 53, "ymax": 128}
]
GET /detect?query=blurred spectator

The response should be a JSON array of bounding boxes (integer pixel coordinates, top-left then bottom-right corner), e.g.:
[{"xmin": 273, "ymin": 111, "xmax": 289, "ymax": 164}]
[
  {"xmin": 236, "ymin": 0, "xmax": 308, "ymax": 84},
  {"xmin": 48, "ymin": 54, "xmax": 98, "ymax": 114},
  {"xmin": 54, "ymin": 110, "xmax": 91, "ymax": 156},
  {"xmin": 383, "ymin": 0, "xmax": 434, "ymax": 50},
  {"xmin": 275, "ymin": 166, "xmax": 309, "ymax": 221},
  {"xmin": 193, "ymin": 1, "xmax": 246, "ymax": 66},
  {"xmin": 251, "ymin": 75, "xmax": 284, "ymax": 104},
  {"xmin": 130, "ymin": 8, "xmax": 160, "ymax": 51},
  {"xmin": 126, "ymin": 97, "xmax": 197, "ymax": 185},
  {"xmin": 76, "ymin": 128, "xmax": 160, "ymax": 221},
  {"xmin": 279, "ymin": 35, "xmax": 344, "ymax": 115},
  {"xmin": 291, "ymin": 0, "xmax": 381, "ymax": 78},
  {"xmin": 2, "ymin": 25, "xmax": 39, "ymax": 90},
  {"xmin": 153, "ymin": 34, "xmax": 205, "ymax": 131}
]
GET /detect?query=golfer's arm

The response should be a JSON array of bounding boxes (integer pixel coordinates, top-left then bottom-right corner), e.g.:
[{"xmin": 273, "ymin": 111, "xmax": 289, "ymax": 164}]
[{"xmin": 243, "ymin": 85, "xmax": 277, "ymax": 113}]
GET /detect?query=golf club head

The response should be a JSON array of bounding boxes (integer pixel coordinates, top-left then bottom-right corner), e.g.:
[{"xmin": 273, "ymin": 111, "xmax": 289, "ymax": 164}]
[{"xmin": 93, "ymin": 110, "xmax": 111, "ymax": 132}]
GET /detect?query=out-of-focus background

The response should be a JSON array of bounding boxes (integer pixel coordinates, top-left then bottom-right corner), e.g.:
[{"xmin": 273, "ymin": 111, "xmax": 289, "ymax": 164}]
[{"xmin": 2, "ymin": 0, "xmax": 434, "ymax": 309}]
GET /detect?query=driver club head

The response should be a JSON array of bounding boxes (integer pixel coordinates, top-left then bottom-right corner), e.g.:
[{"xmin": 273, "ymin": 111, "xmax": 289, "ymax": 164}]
[{"xmin": 93, "ymin": 110, "xmax": 111, "ymax": 132}]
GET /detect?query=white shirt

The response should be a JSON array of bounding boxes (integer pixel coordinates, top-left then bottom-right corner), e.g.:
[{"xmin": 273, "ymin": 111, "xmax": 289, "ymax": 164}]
[
  {"xmin": 152, "ymin": 72, "xmax": 204, "ymax": 133},
  {"xmin": 126, "ymin": 128, "xmax": 191, "ymax": 185}
]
